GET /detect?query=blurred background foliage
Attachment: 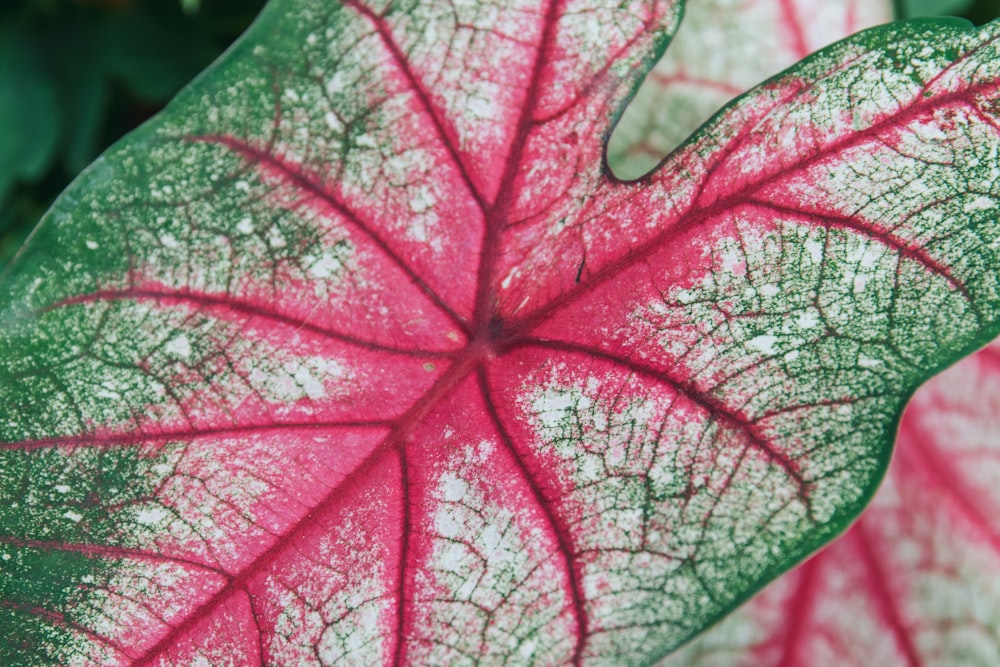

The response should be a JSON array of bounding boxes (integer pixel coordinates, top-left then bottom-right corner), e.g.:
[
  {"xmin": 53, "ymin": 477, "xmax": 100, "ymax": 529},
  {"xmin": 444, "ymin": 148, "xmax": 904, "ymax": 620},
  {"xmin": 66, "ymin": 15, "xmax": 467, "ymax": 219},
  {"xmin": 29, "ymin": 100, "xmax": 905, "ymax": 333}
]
[
  {"xmin": 0, "ymin": 0, "xmax": 265, "ymax": 265},
  {"xmin": 0, "ymin": 0, "xmax": 998, "ymax": 266}
]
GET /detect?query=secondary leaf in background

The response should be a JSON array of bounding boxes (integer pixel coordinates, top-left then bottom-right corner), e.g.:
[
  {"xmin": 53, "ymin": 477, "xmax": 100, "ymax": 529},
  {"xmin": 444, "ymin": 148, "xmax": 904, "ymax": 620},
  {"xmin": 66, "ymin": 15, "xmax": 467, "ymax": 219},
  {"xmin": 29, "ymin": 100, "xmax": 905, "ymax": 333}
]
[
  {"xmin": 607, "ymin": 0, "xmax": 893, "ymax": 179},
  {"xmin": 4, "ymin": 0, "xmax": 1000, "ymax": 664},
  {"xmin": 659, "ymin": 341, "xmax": 1000, "ymax": 666}
]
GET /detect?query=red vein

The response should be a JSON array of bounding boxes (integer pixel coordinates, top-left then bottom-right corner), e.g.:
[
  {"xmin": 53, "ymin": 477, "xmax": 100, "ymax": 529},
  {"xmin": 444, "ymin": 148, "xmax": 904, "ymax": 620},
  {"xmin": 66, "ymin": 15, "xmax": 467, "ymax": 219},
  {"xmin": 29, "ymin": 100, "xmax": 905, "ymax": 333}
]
[
  {"xmin": 778, "ymin": 0, "xmax": 810, "ymax": 58},
  {"xmin": 851, "ymin": 523, "xmax": 922, "ymax": 667},
  {"xmin": 749, "ymin": 199, "xmax": 970, "ymax": 299},
  {"xmin": 650, "ymin": 70, "xmax": 745, "ymax": 98},
  {"xmin": 0, "ymin": 536, "xmax": 226, "ymax": 576},
  {"xmin": 52, "ymin": 288, "xmax": 457, "ymax": 358},
  {"xmin": 191, "ymin": 135, "xmax": 471, "ymax": 334},
  {"xmin": 477, "ymin": 368, "xmax": 588, "ymax": 665},
  {"xmin": 775, "ymin": 555, "xmax": 822, "ymax": 667},
  {"xmin": 473, "ymin": 0, "xmax": 566, "ymax": 336},
  {"xmin": 519, "ymin": 338, "xmax": 810, "ymax": 497},
  {"xmin": 901, "ymin": 418, "xmax": 1000, "ymax": 557},
  {"xmin": 2, "ymin": 420, "xmax": 390, "ymax": 453},
  {"xmin": 392, "ymin": 446, "xmax": 412, "ymax": 667},
  {"xmin": 340, "ymin": 0, "xmax": 490, "ymax": 212}
]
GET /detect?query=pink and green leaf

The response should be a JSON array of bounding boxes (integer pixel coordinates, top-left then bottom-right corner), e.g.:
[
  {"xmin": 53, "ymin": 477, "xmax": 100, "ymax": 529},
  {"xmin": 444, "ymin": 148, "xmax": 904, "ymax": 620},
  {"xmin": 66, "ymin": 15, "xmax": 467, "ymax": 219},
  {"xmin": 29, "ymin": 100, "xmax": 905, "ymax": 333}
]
[{"xmin": 3, "ymin": 0, "xmax": 1000, "ymax": 664}]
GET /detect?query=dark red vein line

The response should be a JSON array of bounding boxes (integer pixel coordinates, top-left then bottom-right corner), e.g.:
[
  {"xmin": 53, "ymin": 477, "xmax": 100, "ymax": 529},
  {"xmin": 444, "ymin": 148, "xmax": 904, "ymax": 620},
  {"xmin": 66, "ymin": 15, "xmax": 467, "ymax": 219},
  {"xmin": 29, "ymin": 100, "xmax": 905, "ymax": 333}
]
[
  {"xmin": 2, "ymin": 420, "xmax": 390, "ymax": 453},
  {"xmin": 191, "ymin": 135, "xmax": 471, "ymax": 334},
  {"xmin": 477, "ymin": 367, "xmax": 588, "ymax": 666},
  {"xmin": 775, "ymin": 556, "xmax": 822, "ymax": 667},
  {"xmin": 51, "ymin": 288, "xmax": 456, "ymax": 359},
  {"xmin": 130, "ymin": 351, "xmax": 481, "ymax": 666},
  {"xmin": 474, "ymin": 0, "xmax": 565, "ymax": 334},
  {"xmin": 519, "ymin": 338, "xmax": 809, "ymax": 496},
  {"xmin": 340, "ymin": 0, "xmax": 489, "ymax": 212},
  {"xmin": 748, "ymin": 199, "xmax": 970, "ymax": 300},
  {"xmin": 850, "ymin": 523, "xmax": 922, "ymax": 667},
  {"xmin": 901, "ymin": 418, "xmax": 1000, "ymax": 558},
  {"xmin": 392, "ymin": 446, "xmax": 412, "ymax": 667},
  {"xmin": 244, "ymin": 588, "xmax": 266, "ymax": 666},
  {"xmin": 532, "ymin": 11, "xmax": 660, "ymax": 128},
  {"xmin": 0, "ymin": 536, "xmax": 226, "ymax": 576}
]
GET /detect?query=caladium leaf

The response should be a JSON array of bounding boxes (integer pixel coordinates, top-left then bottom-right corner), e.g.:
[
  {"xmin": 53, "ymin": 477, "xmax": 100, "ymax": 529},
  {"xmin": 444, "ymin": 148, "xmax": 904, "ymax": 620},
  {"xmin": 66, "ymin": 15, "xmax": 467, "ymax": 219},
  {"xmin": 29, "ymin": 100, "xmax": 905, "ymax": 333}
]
[
  {"xmin": 658, "ymin": 339, "xmax": 1000, "ymax": 666},
  {"xmin": 606, "ymin": 0, "xmax": 894, "ymax": 178},
  {"xmin": 4, "ymin": 0, "xmax": 1000, "ymax": 664}
]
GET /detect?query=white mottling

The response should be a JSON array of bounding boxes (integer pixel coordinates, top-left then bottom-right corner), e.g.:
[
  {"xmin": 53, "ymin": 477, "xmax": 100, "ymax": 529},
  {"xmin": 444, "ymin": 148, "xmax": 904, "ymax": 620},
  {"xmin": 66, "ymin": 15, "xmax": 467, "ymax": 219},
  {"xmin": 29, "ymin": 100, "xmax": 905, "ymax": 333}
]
[
  {"xmin": 324, "ymin": 111, "xmax": 343, "ymax": 132},
  {"xmin": 1, "ymin": 554, "xmax": 9, "ymax": 561},
  {"xmin": 268, "ymin": 227, "xmax": 287, "ymax": 248},
  {"xmin": 859, "ymin": 354, "xmax": 883, "ymax": 368},
  {"xmin": 914, "ymin": 121, "xmax": 947, "ymax": 141},
  {"xmin": 85, "ymin": 240, "xmax": 99, "ymax": 250},
  {"xmin": 80, "ymin": 574, "xmax": 93, "ymax": 583},
  {"xmin": 326, "ymin": 73, "xmax": 346, "ymax": 96},
  {"xmin": 784, "ymin": 350, "xmax": 800, "ymax": 362},
  {"xmin": 355, "ymin": 134, "xmax": 377, "ymax": 149},
  {"xmin": 306, "ymin": 33, "xmax": 317, "ymax": 46},
  {"xmin": 307, "ymin": 252, "xmax": 343, "ymax": 279},
  {"xmin": 284, "ymin": 89, "xmax": 300, "ymax": 103},
  {"xmin": 440, "ymin": 473, "xmax": 468, "ymax": 503},
  {"xmin": 747, "ymin": 335, "xmax": 778, "ymax": 355},
  {"xmin": 798, "ymin": 311, "xmax": 819, "ymax": 329},
  {"xmin": 64, "ymin": 510, "xmax": 83, "ymax": 523},
  {"xmin": 965, "ymin": 196, "xmax": 996, "ymax": 212},
  {"xmin": 805, "ymin": 240, "xmax": 823, "ymax": 264},
  {"xmin": 535, "ymin": 391, "xmax": 588, "ymax": 429},
  {"xmin": 235, "ymin": 180, "xmax": 251, "ymax": 193},
  {"xmin": 409, "ymin": 218, "xmax": 428, "ymax": 243},
  {"xmin": 135, "ymin": 507, "xmax": 169, "ymax": 526},
  {"xmin": 153, "ymin": 463, "xmax": 172, "ymax": 476},
  {"xmin": 236, "ymin": 217, "xmax": 254, "ymax": 234},
  {"xmin": 853, "ymin": 273, "xmax": 868, "ymax": 293},
  {"xmin": 720, "ymin": 247, "xmax": 744, "ymax": 274},
  {"xmin": 760, "ymin": 284, "xmax": 779, "ymax": 297},
  {"xmin": 159, "ymin": 233, "xmax": 179, "ymax": 248},
  {"xmin": 54, "ymin": 485, "xmax": 71, "ymax": 494},
  {"xmin": 467, "ymin": 96, "xmax": 495, "ymax": 120},
  {"xmin": 293, "ymin": 366, "xmax": 326, "ymax": 400},
  {"xmin": 165, "ymin": 334, "xmax": 192, "ymax": 359},
  {"xmin": 96, "ymin": 387, "xmax": 121, "ymax": 400},
  {"xmin": 410, "ymin": 186, "xmax": 436, "ymax": 214}
]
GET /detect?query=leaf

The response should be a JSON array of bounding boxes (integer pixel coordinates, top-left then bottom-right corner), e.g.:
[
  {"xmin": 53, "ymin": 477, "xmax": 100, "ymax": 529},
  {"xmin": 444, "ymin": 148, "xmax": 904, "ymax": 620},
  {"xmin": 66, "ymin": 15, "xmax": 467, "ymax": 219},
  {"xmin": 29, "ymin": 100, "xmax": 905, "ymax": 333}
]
[
  {"xmin": 606, "ymin": 0, "xmax": 894, "ymax": 178},
  {"xmin": 658, "ymin": 339, "xmax": 1000, "ymax": 666},
  {"xmin": 3, "ymin": 0, "xmax": 1000, "ymax": 663}
]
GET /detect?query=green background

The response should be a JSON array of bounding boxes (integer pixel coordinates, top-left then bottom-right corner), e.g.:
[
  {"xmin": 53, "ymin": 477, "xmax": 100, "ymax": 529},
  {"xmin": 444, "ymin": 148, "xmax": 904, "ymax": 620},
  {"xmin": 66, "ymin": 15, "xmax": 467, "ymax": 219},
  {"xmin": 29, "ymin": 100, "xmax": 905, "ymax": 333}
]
[{"xmin": 0, "ymin": 0, "xmax": 996, "ymax": 267}]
